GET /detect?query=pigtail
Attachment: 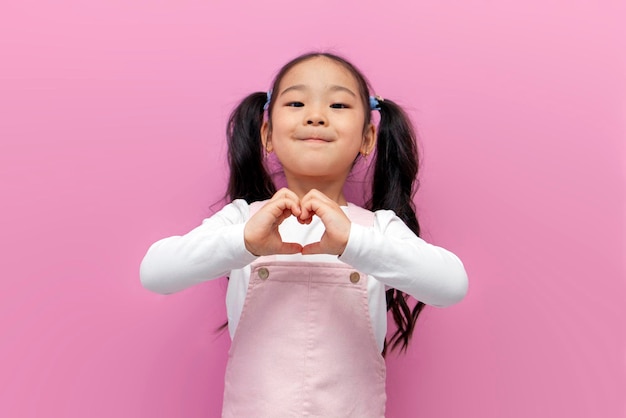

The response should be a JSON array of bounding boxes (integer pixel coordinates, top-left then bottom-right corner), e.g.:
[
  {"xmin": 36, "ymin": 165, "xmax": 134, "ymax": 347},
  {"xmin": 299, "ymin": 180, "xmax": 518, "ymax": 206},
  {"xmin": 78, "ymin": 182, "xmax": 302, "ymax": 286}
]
[
  {"xmin": 226, "ymin": 92, "xmax": 276, "ymax": 202},
  {"xmin": 370, "ymin": 98, "xmax": 420, "ymax": 234},
  {"xmin": 368, "ymin": 98, "xmax": 427, "ymax": 355},
  {"xmin": 218, "ymin": 92, "xmax": 275, "ymax": 334}
]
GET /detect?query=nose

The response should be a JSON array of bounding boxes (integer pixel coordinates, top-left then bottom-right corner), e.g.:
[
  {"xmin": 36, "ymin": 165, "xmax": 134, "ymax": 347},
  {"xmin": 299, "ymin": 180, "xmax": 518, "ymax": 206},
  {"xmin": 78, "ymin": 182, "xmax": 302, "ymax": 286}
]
[{"xmin": 305, "ymin": 105, "xmax": 327, "ymax": 126}]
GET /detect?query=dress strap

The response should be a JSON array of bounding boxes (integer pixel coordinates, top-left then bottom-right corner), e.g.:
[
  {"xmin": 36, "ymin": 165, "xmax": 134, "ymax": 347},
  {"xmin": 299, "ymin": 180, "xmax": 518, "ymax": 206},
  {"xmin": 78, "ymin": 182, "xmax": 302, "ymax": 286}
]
[
  {"xmin": 248, "ymin": 200, "xmax": 267, "ymax": 218},
  {"xmin": 346, "ymin": 203, "xmax": 376, "ymax": 227}
]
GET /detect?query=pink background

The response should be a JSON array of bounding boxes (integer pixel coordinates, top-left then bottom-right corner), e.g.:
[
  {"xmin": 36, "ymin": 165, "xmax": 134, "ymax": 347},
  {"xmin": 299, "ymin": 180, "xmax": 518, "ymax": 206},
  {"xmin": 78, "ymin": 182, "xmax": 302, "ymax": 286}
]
[{"xmin": 1, "ymin": 1, "xmax": 624, "ymax": 417}]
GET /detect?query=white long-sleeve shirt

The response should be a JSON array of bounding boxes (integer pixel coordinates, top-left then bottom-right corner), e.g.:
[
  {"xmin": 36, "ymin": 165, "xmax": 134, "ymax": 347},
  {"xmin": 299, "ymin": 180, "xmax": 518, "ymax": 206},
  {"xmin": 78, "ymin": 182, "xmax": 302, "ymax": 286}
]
[{"xmin": 140, "ymin": 200, "xmax": 468, "ymax": 351}]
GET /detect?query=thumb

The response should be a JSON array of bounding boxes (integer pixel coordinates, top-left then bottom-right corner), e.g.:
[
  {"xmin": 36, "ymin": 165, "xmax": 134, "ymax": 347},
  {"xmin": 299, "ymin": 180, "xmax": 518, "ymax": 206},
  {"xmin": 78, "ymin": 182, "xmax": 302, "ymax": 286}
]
[
  {"xmin": 276, "ymin": 242, "xmax": 304, "ymax": 255},
  {"xmin": 301, "ymin": 242, "xmax": 323, "ymax": 255}
]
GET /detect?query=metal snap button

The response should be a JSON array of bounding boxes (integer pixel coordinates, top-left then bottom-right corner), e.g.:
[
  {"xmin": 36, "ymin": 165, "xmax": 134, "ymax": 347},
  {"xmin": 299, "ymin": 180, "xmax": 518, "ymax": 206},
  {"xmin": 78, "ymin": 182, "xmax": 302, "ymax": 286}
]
[
  {"xmin": 258, "ymin": 267, "xmax": 270, "ymax": 280},
  {"xmin": 349, "ymin": 272, "xmax": 360, "ymax": 283}
]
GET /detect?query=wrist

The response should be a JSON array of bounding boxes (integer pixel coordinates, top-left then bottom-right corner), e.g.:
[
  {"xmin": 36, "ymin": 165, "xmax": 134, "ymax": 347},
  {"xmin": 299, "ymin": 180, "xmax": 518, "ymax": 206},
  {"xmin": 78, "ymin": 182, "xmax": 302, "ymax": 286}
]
[{"xmin": 243, "ymin": 224, "xmax": 260, "ymax": 256}]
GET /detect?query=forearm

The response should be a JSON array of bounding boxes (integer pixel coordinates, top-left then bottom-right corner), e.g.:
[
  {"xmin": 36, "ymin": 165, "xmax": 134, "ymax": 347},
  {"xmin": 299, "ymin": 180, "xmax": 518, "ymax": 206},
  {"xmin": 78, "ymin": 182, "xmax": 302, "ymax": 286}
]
[
  {"xmin": 139, "ymin": 201, "xmax": 257, "ymax": 294},
  {"xmin": 340, "ymin": 214, "xmax": 468, "ymax": 307}
]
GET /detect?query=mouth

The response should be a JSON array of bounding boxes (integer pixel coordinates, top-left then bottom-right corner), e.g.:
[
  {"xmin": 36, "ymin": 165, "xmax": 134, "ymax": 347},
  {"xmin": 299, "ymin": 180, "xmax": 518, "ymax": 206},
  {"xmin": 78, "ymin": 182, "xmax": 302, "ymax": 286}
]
[
  {"xmin": 296, "ymin": 132, "xmax": 334, "ymax": 142},
  {"xmin": 301, "ymin": 137, "xmax": 332, "ymax": 143}
]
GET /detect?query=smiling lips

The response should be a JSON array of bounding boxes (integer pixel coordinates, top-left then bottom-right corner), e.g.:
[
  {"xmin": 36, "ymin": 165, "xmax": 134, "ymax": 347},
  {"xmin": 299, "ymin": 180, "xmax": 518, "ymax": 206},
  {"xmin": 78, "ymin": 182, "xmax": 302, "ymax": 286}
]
[
  {"xmin": 297, "ymin": 134, "xmax": 333, "ymax": 142},
  {"xmin": 302, "ymin": 137, "xmax": 331, "ymax": 143}
]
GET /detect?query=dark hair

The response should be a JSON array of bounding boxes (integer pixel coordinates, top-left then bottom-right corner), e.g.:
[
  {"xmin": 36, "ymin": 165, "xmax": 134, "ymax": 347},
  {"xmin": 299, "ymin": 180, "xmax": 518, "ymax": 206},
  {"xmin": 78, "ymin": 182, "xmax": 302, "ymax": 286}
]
[{"xmin": 226, "ymin": 52, "xmax": 425, "ymax": 356}]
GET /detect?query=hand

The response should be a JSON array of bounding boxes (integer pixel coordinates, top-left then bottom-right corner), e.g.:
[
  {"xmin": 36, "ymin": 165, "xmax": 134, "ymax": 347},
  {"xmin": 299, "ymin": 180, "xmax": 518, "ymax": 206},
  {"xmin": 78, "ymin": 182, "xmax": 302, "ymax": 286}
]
[
  {"xmin": 244, "ymin": 188, "xmax": 304, "ymax": 256},
  {"xmin": 299, "ymin": 189, "xmax": 351, "ymax": 256}
]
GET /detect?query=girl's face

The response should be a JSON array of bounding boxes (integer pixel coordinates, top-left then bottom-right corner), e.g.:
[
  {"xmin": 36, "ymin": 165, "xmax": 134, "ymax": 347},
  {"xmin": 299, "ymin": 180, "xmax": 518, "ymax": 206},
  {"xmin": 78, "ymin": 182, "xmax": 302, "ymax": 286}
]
[{"xmin": 261, "ymin": 57, "xmax": 375, "ymax": 187}]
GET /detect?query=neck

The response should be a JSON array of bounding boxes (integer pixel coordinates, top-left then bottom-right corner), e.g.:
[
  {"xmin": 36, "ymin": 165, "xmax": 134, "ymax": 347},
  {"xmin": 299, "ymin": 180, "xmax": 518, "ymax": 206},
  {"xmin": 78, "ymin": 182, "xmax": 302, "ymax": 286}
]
[{"xmin": 284, "ymin": 174, "xmax": 348, "ymax": 206}]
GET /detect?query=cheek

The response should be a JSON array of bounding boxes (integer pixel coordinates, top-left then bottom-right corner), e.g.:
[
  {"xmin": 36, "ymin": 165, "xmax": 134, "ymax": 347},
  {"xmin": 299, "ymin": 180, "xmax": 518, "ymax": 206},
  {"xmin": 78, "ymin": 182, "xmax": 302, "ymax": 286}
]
[{"xmin": 269, "ymin": 116, "xmax": 294, "ymax": 136}]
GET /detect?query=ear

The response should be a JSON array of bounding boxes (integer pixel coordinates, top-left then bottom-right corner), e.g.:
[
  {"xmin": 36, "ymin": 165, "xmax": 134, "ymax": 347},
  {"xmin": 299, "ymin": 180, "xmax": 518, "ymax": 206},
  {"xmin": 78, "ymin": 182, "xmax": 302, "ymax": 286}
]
[
  {"xmin": 261, "ymin": 120, "xmax": 273, "ymax": 153},
  {"xmin": 360, "ymin": 123, "xmax": 376, "ymax": 156}
]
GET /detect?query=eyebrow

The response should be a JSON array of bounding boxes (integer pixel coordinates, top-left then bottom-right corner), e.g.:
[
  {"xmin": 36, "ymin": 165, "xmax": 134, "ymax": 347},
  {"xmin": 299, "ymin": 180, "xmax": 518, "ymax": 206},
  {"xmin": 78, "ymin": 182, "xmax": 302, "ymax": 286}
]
[{"xmin": 279, "ymin": 84, "xmax": 357, "ymax": 97}]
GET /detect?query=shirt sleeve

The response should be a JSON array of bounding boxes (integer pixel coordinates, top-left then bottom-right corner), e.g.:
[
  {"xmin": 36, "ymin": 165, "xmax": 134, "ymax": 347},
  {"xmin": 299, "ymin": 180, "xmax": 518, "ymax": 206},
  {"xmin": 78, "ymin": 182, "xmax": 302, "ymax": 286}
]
[
  {"xmin": 339, "ymin": 210, "xmax": 468, "ymax": 308},
  {"xmin": 139, "ymin": 199, "xmax": 258, "ymax": 294}
]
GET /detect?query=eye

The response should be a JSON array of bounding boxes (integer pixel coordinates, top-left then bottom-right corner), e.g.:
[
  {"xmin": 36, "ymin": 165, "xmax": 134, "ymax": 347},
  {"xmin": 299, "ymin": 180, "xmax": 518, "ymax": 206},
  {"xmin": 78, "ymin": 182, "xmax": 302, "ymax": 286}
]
[
  {"xmin": 330, "ymin": 103, "xmax": 349, "ymax": 109},
  {"xmin": 286, "ymin": 102, "xmax": 304, "ymax": 107}
]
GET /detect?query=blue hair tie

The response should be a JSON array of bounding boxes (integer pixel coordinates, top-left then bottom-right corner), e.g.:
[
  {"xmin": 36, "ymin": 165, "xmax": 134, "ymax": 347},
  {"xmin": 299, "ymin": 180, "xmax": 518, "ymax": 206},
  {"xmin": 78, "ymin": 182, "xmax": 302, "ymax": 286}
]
[
  {"xmin": 369, "ymin": 95, "xmax": 383, "ymax": 110},
  {"xmin": 263, "ymin": 90, "xmax": 272, "ymax": 110}
]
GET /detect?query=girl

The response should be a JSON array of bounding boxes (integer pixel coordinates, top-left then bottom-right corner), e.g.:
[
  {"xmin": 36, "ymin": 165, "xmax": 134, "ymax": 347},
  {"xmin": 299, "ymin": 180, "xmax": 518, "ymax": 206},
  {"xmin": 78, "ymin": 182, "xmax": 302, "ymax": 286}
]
[{"xmin": 140, "ymin": 52, "xmax": 468, "ymax": 418}]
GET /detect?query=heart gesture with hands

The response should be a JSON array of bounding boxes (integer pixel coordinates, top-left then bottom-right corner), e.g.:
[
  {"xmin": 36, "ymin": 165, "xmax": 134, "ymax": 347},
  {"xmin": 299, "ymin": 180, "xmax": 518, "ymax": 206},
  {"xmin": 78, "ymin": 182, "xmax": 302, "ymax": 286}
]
[{"xmin": 243, "ymin": 188, "xmax": 351, "ymax": 257}]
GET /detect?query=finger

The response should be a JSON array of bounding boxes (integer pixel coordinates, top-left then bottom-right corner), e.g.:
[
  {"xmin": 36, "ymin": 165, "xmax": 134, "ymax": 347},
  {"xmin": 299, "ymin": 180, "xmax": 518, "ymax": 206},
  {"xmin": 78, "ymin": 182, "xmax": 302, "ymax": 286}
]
[
  {"xmin": 298, "ymin": 200, "xmax": 311, "ymax": 222},
  {"xmin": 263, "ymin": 196, "xmax": 301, "ymax": 221},
  {"xmin": 280, "ymin": 194, "xmax": 302, "ymax": 218},
  {"xmin": 301, "ymin": 188, "xmax": 328, "ymax": 200},
  {"xmin": 299, "ymin": 189, "xmax": 319, "ymax": 220},
  {"xmin": 299, "ymin": 191, "xmax": 328, "ymax": 221},
  {"xmin": 270, "ymin": 188, "xmax": 301, "ymax": 208},
  {"xmin": 302, "ymin": 197, "xmax": 351, "ymax": 255},
  {"xmin": 300, "ymin": 194, "xmax": 340, "ymax": 224}
]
